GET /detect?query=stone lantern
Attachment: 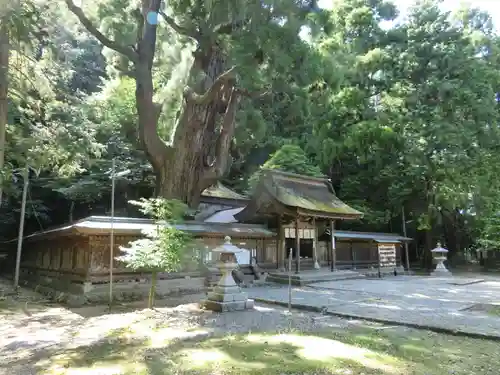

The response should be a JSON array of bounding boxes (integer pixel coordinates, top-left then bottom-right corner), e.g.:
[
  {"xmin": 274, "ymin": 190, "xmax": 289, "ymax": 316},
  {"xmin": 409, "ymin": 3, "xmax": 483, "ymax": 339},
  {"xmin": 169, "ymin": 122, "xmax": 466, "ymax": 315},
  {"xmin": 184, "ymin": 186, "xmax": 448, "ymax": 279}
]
[
  {"xmin": 201, "ymin": 236, "xmax": 254, "ymax": 312},
  {"xmin": 431, "ymin": 242, "xmax": 451, "ymax": 276}
]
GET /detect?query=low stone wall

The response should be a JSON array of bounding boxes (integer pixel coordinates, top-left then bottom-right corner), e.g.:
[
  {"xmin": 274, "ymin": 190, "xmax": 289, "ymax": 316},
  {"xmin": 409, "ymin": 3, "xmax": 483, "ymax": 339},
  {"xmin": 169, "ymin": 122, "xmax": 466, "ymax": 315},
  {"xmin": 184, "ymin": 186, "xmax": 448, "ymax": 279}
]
[
  {"xmin": 85, "ymin": 276, "xmax": 206, "ymax": 303},
  {"xmin": 19, "ymin": 267, "xmax": 207, "ymax": 306},
  {"xmin": 20, "ymin": 267, "xmax": 88, "ymax": 294}
]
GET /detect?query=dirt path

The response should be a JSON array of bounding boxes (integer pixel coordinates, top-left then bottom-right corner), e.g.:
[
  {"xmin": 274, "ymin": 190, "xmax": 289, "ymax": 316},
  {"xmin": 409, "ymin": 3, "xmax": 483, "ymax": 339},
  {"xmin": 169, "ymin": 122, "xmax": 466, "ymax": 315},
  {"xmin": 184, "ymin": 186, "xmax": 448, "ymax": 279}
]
[
  {"xmin": 0, "ymin": 282, "xmax": 369, "ymax": 375},
  {"xmin": 3, "ymin": 279, "xmax": 500, "ymax": 375}
]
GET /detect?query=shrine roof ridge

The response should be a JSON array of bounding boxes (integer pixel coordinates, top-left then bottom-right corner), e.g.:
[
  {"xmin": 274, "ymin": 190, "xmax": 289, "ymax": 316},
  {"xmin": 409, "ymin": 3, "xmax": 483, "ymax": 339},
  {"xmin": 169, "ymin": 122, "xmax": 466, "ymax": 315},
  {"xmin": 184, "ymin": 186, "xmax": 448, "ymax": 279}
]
[
  {"xmin": 202, "ymin": 182, "xmax": 249, "ymax": 200},
  {"xmin": 261, "ymin": 168, "xmax": 331, "ymax": 183},
  {"xmin": 3, "ymin": 216, "xmax": 275, "ymax": 243},
  {"xmin": 235, "ymin": 169, "xmax": 363, "ymax": 221}
]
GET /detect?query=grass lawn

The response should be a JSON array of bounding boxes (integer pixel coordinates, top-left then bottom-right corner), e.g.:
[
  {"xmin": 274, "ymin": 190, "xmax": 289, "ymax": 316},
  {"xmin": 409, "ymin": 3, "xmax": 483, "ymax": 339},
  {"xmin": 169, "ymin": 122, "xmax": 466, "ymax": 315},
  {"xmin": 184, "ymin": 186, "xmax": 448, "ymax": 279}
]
[
  {"xmin": 487, "ymin": 305, "xmax": 500, "ymax": 316},
  {"xmin": 40, "ymin": 324, "xmax": 499, "ymax": 375},
  {"xmin": 465, "ymin": 303, "xmax": 500, "ymax": 317}
]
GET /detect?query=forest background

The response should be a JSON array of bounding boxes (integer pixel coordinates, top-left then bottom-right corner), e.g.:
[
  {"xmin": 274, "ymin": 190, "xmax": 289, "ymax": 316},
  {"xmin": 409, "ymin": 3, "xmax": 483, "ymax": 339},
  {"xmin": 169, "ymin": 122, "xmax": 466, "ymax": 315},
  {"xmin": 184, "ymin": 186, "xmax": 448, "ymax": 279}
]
[{"xmin": 2, "ymin": 0, "xmax": 500, "ymax": 266}]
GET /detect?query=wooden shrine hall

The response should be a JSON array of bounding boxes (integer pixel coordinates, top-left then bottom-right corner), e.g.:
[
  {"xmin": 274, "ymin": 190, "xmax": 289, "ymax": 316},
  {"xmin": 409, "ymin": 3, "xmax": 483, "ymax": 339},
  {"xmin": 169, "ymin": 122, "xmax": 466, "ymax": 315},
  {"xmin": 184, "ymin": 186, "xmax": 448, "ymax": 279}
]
[
  {"xmin": 5, "ymin": 168, "xmax": 411, "ymax": 301},
  {"xmin": 234, "ymin": 169, "xmax": 364, "ymax": 273}
]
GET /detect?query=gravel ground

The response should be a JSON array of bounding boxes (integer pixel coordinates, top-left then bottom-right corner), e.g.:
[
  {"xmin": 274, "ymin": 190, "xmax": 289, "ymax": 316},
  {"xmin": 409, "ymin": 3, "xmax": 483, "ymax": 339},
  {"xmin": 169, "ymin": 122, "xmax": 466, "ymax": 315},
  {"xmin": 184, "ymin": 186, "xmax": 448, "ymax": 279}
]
[
  {"xmin": 1, "ymin": 282, "xmax": 390, "ymax": 375},
  {"xmin": 247, "ymin": 278, "xmax": 500, "ymax": 339}
]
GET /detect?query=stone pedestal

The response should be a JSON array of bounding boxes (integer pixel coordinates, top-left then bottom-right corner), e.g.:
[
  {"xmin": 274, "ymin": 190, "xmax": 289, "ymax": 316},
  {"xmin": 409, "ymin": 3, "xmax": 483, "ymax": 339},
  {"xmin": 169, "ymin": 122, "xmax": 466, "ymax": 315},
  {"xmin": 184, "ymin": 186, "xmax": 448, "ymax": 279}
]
[
  {"xmin": 431, "ymin": 257, "xmax": 451, "ymax": 276},
  {"xmin": 201, "ymin": 236, "xmax": 254, "ymax": 312},
  {"xmin": 202, "ymin": 296, "xmax": 255, "ymax": 312},
  {"xmin": 202, "ymin": 272, "xmax": 254, "ymax": 312}
]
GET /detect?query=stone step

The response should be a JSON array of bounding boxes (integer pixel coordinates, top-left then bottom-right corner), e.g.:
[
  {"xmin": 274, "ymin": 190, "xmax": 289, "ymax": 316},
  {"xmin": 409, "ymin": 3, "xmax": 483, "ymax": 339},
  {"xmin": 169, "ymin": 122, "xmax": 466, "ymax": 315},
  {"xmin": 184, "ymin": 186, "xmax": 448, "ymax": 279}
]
[
  {"xmin": 361, "ymin": 266, "xmax": 406, "ymax": 278},
  {"xmin": 268, "ymin": 270, "xmax": 364, "ymax": 286}
]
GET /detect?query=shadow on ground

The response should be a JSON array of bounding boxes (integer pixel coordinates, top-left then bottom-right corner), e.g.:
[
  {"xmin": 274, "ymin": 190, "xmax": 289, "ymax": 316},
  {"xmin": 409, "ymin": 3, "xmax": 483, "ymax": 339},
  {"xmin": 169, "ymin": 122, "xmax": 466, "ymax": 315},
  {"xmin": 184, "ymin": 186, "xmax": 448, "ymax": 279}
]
[
  {"xmin": 0, "ymin": 298, "xmax": 53, "ymax": 316},
  {"xmin": 66, "ymin": 293, "xmax": 205, "ymax": 318},
  {"xmin": 28, "ymin": 326, "xmax": 499, "ymax": 375}
]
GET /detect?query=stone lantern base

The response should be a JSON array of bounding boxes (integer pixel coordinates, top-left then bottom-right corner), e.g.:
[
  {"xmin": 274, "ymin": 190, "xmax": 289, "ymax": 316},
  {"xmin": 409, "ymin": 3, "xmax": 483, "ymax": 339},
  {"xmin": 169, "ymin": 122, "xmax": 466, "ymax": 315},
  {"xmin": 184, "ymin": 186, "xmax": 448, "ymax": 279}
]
[
  {"xmin": 201, "ymin": 249, "xmax": 255, "ymax": 312},
  {"xmin": 431, "ymin": 258, "xmax": 451, "ymax": 276},
  {"xmin": 202, "ymin": 284, "xmax": 255, "ymax": 312}
]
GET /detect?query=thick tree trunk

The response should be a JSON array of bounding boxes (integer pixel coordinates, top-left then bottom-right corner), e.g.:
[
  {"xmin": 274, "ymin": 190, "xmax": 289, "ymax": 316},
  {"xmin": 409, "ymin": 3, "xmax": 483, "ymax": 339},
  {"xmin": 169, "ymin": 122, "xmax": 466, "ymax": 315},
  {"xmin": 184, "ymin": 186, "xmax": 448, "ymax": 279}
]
[
  {"xmin": 0, "ymin": 24, "xmax": 8, "ymax": 206},
  {"xmin": 140, "ymin": 45, "xmax": 239, "ymax": 207}
]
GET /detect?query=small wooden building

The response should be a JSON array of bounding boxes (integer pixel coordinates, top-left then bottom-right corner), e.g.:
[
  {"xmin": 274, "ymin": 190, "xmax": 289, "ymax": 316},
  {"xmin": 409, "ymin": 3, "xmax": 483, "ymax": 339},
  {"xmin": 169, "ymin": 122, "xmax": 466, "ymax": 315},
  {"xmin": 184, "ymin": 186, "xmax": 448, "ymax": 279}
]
[
  {"xmin": 325, "ymin": 230, "xmax": 409, "ymax": 271},
  {"xmin": 16, "ymin": 216, "xmax": 274, "ymax": 301},
  {"xmin": 235, "ymin": 169, "xmax": 364, "ymax": 272}
]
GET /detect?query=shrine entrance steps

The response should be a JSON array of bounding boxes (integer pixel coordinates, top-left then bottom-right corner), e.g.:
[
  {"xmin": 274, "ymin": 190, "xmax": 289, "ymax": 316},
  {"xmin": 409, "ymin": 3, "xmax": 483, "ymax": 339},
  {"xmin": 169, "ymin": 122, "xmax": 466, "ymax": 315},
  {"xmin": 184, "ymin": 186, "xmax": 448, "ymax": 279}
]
[{"xmin": 267, "ymin": 269, "xmax": 364, "ymax": 286}]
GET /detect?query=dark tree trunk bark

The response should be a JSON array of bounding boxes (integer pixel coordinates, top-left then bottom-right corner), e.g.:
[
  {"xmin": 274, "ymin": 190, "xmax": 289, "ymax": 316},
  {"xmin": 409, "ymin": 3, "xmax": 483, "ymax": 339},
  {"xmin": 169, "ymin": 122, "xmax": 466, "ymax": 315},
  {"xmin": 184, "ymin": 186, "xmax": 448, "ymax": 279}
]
[
  {"xmin": 0, "ymin": 24, "xmax": 8, "ymax": 206},
  {"xmin": 424, "ymin": 228, "xmax": 433, "ymax": 269},
  {"xmin": 154, "ymin": 46, "xmax": 239, "ymax": 207}
]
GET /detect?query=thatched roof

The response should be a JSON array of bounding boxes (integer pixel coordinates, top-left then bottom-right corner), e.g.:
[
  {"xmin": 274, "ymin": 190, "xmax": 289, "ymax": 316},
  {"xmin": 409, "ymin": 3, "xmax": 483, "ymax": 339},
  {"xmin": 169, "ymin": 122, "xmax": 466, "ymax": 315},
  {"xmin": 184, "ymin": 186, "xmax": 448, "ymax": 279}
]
[
  {"xmin": 235, "ymin": 169, "xmax": 363, "ymax": 222},
  {"xmin": 201, "ymin": 182, "xmax": 247, "ymax": 200}
]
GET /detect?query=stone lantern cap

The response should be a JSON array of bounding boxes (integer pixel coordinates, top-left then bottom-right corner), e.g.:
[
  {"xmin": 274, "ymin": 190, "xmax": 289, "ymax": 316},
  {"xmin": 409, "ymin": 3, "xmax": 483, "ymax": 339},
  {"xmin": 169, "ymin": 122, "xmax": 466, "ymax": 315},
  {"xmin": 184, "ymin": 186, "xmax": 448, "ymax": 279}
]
[
  {"xmin": 431, "ymin": 242, "xmax": 448, "ymax": 253},
  {"xmin": 212, "ymin": 236, "xmax": 243, "ymax": 254}
]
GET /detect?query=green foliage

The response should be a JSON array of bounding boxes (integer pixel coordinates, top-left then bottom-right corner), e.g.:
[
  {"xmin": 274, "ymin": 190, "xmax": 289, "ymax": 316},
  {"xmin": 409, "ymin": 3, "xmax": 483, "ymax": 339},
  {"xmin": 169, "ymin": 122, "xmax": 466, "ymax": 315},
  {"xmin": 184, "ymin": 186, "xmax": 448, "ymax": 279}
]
[
  {"xmin": 4, "ymin": 0, "xmax": 500, "ymax": 262},
  {"xmin": 478, "ymin": 212, "xmax": 500, "ymax": 251},
  {"xmin": 117, "ymin": 197, "xmax": 192, "ymax": 307},
  {"xmin": 117, "ymin": 197, "xmax": 191, "ymax": 272},
  {"xmin": 116, "ymin": 227, "xmax": 191, "ymax": 273},
  {"xmin": 248, "ymin": 144, "xmax": 322, "ymax": 191},
  {"xmin": 307, "ymin": 0, "xmax": 500, "ymax": 247},
  {"xmin": 128, "ymin": 198, "xmax": 188, "ymax": 223}
]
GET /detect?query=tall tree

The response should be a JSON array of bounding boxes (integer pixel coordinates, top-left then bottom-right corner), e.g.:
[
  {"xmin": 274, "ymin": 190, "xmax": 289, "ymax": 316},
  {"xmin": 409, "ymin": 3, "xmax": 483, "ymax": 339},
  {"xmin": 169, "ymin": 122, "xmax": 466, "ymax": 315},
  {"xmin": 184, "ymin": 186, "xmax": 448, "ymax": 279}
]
[
  {"xmin": 309, "ymin": 0, "xmax": 500, "ymax": 260},
  {"xmin": 0, "ymin": 0, "xmax": 49, "ymax": 205},
  {"xmin": 0, "ymin": 0, "xmax": 109, "ymax": 237},
  {"xmin": 65, "ymin": 0, "xmax": 319, "ymax": 207},
  {"xmin": 0, "ymin": 20, "xmax": 7, "ymax": 206}
]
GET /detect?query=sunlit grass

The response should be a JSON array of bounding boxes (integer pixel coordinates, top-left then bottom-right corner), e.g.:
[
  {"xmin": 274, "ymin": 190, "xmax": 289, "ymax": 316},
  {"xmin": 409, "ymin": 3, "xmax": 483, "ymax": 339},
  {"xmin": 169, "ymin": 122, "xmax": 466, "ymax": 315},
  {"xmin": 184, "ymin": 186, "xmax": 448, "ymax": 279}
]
[
  {"xmin": 486, "ymin": 304, "xmax": 500, "ymax": 316},
  {"xmin": 38, "ymin": 325, "xmax": 500, "ymax": 375},
  {"xmin": 465, "ymin": 303, "xmax": 500, "ymax": 317}
]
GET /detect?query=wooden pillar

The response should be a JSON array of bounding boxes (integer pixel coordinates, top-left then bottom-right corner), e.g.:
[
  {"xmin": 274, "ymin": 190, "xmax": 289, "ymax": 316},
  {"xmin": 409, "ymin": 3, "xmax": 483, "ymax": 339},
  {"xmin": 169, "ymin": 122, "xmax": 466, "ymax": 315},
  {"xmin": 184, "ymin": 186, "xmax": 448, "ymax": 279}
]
[
  {"xmin": 48, "ymin": 248, "xmax": 53, "ymax": 269},
  {"xmin": 350, "ymin": 241, "xmax": 355, "ymax": 269},
  {"xmin": 278, "ymin": 215, "xmax": 286, "ymax": 270},
  {"xmin": 59, "ymin": 245, "xmax": 64, "ymax": 270},
  {"xmin": 313, "ymin": 217, "xmax": 320, "ymax": 269},
  {"xmin": 330, "ymin": 220, "xmax": 336, "ymax": 272},
  {"xmin": 295, "ymin": 217, "xmax": 300, "ymax": 273},
  {"xmin": 402, "ymin": 207, "xmax": 411, "ymax": 273},
  {"xmin": 376, "ymin": 241, "xmax": 381, "ymax": 278},
  {"xmin": 327, "ymin": 224, "xmax": 331, "ymax": 267}
]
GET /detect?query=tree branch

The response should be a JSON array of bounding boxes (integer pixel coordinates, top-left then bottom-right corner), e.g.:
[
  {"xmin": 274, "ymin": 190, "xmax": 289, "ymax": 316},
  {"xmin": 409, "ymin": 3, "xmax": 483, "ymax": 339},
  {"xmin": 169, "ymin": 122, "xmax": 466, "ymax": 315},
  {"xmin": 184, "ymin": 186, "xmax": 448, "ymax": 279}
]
[
  {"xmin": 65, "ymin": 0, "xmax": 138, "ymax": 62},
  {"xmin": 235, "ymin": 87, "xmax": 271, "ymax": 99},
  {"xmin": 213, "ymin": 19, "xmax": 250, "ymax": 35},
  {"xmin": 183, "ymin": 66, "xmax": 238, "ymax": 105},
  {"xmin": 158, "ymin": 11, "xmax": 200, "ymax": 40},
  {"xmin": 114, "ymin": 65, "xmax": 136, "ymax": 78}
]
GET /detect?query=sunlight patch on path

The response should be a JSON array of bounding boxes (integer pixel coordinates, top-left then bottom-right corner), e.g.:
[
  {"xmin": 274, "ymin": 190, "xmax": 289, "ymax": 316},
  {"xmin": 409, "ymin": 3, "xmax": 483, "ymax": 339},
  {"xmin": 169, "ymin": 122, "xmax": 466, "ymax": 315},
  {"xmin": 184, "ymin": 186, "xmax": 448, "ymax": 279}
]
[
  {"xmin": 180, "ymin": 348, "xmax": 268, "ymax": 371},
  {"xmin": 245, "ymin": 333, "xmax": 401, "ymax": 373},
  {"xmin": 42, "ymin": 365, "xmax": 129, "ymax": 375}
]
